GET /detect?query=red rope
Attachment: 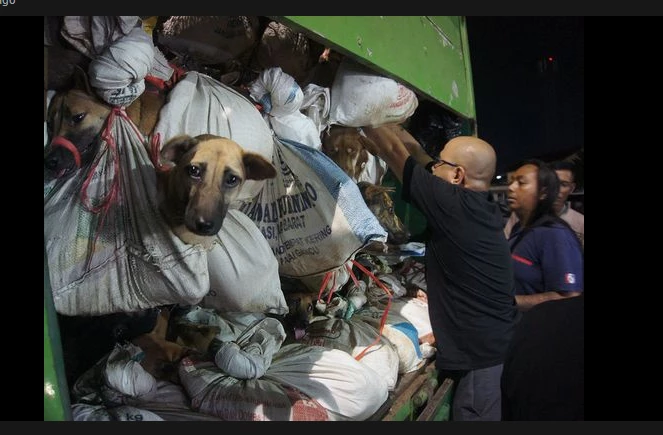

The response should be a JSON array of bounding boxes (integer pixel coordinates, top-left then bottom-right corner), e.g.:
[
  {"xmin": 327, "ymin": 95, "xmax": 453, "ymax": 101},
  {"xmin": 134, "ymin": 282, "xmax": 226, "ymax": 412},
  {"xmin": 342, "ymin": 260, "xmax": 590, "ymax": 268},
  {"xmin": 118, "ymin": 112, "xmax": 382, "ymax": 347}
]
[
  {"xmin": 346, "ymin": 262, "xmax": 361, "ymax": 289},
  {"xmin": 78, "ymin": 107, "xmax": 135, "ymax": 271},
  {"xmin": 49, "ymin": 136, "xmax": 82, "ymax": 170},
  {"xmin": 317, "ymin": 271, "xmax": 333, "ymax": 302},
  {"xmin": 150, "ymin": 132, "xmax": 171, "ymax": 173},
  {"xmin": 349, "ymin": 259, "xmax": 393, "ymax": 361},
  {"xmin": 313, "ymin": 260, "xmax": 394, "ymax": 361}
]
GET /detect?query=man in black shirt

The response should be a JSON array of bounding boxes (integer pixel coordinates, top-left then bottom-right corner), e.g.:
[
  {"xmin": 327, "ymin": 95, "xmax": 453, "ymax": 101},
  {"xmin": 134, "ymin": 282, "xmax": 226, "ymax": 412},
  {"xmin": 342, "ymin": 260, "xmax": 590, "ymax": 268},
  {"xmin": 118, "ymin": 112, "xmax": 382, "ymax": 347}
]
[{"xmin": 362, "ymin": 124, "xmax": 518, "ymax": 421}]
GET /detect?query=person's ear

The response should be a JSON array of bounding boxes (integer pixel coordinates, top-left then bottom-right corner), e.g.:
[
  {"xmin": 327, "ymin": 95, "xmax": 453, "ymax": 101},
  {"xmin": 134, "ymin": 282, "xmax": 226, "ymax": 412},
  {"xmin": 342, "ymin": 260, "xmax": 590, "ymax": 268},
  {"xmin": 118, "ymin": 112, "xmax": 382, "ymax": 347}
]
[
  {"xmin": 569, "ymin": 182, "xmax": 576, "ymax": 193},
  {"xmin": 453, "ymin": 166, "xmax": 465, "ymax": 185}
]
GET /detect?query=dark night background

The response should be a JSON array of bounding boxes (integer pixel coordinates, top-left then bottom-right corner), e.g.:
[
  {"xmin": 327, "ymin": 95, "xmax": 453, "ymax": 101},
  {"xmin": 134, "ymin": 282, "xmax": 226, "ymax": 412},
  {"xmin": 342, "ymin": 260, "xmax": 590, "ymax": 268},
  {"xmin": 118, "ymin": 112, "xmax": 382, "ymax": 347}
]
[{"xmin": 465, "ymin": 17, "xmax": 584, "ymax": 180}]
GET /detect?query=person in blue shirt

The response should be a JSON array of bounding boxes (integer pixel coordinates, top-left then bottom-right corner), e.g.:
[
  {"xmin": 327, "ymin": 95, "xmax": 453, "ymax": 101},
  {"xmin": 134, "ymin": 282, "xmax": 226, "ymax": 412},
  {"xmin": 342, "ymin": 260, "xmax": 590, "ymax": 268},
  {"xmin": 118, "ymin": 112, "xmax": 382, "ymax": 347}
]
[{"xmin": 506, "ymin": 159, "xmax": 583, "ymax": 311}]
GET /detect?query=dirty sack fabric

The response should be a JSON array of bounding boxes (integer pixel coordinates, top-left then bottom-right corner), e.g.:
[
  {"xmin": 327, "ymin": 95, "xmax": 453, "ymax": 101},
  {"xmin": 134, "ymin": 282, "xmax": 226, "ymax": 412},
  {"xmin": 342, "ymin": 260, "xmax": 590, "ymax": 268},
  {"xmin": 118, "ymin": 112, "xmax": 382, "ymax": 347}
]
[
  {"xmin": 354, "ymin": 306, "xmax": 424, "ymax": 374},
  {"xmin": 235, "ymin": 137, "xmax": 387, "ymax": 277},
  {"xmin": 212, "ymin": 317, "xmax": 287, "ymax": 380},
  {"xmin": 158, "ymin": 16, "xmax": 261, "ymax": 66},
  {"xmin": 62, "ymin": 16, "xmax": 173, "ymax": 106},
  {"xmin": 179, "ymin": 346, "xmax": 331, "ymax": 420},
  {"xmin": 61, "ymin": 16, "xmax": 140, "ymax": 57},
  {"xmin": 71, "ymin": 343, "xmax": 158, "ymax": 405},
  {"xmin": 71, "ymin": 403, "xmax": 164, "ymax": 421},
  {"xmin": 301, "ymin": 317, "xmax": 400, "ymax": 391},
  {"xmin": 329, "ymin": 58, "xmax": 419, "ymax": 127},
  {"xmin": 44, "ymin": 111, "xmax": 209, "ymax": 316},
  {"xmin": 70, "ymin": 343, "xmax": 175, "ymax": 422},
  {"xmin": 71, "ymin": 339, "xmax": 220, "ymax": 421},
  {"xmin": 179, "ymin": 342, "xmax": 388, "ymax": 421},
  {"xmin": 134, "ymin": 380, "xmax": 223, "ymax": 421},
  {"xmin": 389, "ymin": 297, "xmax": 434, "ymax": 345},
  {"xmin": 200, "ymin": 209, "xmax": 288, "ymax": 315},
  {"xmin": 263, "ymin": 343, "xmax": 390, "ymax": 420},
  {"xmin": 301, "ymin": 83, "xmax": 331, "ymax": 135},
  {"xmin": 153, "ymin": 71, "xmax": 275, "ymax": 202},
  {"xmin": 249, "ymin": 67, "xmax": 322, "ymax": 150}
]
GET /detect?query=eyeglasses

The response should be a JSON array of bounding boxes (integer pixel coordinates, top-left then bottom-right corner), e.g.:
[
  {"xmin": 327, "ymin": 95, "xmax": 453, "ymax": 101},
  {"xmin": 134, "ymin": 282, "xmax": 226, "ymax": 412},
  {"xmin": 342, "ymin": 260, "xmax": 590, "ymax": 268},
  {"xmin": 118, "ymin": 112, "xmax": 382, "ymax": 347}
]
[{"xmin": 432, "ymin": 157, "xmax": 460, "ymax": 170}]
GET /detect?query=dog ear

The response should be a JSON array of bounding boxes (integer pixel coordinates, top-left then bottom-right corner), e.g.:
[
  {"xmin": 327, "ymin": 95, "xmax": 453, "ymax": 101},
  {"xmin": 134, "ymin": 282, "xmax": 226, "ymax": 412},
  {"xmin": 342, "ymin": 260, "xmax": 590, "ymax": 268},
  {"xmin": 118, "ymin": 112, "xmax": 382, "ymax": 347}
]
[
  {"xmin": 242, "ymin": 152, "xmax": 277, "ymax": 181},
  {"xmin": 72, "ymin": 65, "xmax": 93, "ymax": 96},
  {"xmin": 160, "ymin": 135, "xmax": 199, "ymax": 165}
]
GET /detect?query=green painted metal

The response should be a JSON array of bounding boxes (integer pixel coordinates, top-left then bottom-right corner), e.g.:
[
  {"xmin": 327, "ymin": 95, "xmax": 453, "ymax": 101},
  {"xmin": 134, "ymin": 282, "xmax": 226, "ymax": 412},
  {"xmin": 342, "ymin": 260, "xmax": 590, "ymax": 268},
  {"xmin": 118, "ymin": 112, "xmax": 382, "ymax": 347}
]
[
  {"xmin": 276, "ymin": 16, "xmax": 476, "ymax": 122},
  {"xmin": 44, "ymin": 244, "xmax": 71, "ymax": 421},
  {"xmin": 433, "ymin": 403, "xmax": 451, "ymax": 421},
  {"xmin": 391, "ymin": 400, "xmax": 416, "ymax": 421}
]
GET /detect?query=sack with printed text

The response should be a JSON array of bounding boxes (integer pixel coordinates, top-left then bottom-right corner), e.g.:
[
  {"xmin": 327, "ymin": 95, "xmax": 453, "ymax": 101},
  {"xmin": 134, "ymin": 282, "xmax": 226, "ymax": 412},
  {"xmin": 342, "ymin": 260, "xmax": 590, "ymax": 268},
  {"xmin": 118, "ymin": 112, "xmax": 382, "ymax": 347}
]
[{"xmin": 235, "ymin": 137, "xmax": 387, "ymax": 277}]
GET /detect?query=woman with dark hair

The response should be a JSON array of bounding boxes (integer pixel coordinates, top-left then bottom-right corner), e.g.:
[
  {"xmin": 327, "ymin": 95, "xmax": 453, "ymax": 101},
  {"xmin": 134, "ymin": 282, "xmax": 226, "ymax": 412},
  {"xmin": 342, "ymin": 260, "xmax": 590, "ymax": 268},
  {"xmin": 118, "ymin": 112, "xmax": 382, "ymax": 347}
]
[{"xmin": 506, "ymin": 159, "xmax": 583, "ymax": 311}]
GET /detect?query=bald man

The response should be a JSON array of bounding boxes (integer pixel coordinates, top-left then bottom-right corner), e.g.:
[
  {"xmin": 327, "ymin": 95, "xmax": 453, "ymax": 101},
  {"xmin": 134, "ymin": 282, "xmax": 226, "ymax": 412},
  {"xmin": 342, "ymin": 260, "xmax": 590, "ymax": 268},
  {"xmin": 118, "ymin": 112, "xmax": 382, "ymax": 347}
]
[{"xmin": 362, "ymin": 124, "xmax": 518, "ymax": 421}]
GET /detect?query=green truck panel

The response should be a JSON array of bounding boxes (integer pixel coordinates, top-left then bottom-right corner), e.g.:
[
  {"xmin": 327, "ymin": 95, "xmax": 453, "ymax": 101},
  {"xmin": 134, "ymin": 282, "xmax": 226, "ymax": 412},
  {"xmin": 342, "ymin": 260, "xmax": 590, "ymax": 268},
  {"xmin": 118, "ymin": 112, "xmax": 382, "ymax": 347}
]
[{"xmin": 276, "ymin": 16, "xmax": 475, "ymax": 120}]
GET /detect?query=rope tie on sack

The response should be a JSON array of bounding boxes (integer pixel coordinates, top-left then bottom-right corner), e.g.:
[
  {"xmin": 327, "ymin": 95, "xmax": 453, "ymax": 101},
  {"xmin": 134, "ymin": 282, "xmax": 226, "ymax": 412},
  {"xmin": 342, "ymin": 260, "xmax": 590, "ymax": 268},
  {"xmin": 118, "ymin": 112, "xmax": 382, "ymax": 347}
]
[
  {"xmin": 350, "ymin": 259, "xmax": 393, "ymax": 361},
  {"xmin": 78, "ymin": 106, "xmax": 134, "ymax": 271},
  {"xmin": 315, "ymin": 259, "xmax": 393, "ymax": 362},
  {"xmin": 317, "ymin": 271, "xmax": 334, "ymax": 303}
]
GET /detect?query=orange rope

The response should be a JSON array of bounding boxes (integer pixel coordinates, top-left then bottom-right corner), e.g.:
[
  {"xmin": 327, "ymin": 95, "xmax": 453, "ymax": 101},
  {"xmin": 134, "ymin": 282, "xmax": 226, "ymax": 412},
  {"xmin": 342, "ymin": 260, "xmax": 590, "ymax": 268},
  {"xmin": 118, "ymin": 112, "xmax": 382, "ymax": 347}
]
[{"xmin": 350, "ymin": 259, "xmax": 393, "ymax": 361}]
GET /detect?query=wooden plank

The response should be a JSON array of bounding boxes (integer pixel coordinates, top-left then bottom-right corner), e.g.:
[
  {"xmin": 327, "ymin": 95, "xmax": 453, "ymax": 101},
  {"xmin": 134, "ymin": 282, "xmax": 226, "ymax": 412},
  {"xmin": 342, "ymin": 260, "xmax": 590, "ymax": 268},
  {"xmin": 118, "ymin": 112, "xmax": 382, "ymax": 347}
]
[
  {"xmin": 382, "ymin": 368, "xmax": 429, "ymax": 421},
  {"xmin": 416, "ymin": 378, "xmax": 455, "ymax": 421}
]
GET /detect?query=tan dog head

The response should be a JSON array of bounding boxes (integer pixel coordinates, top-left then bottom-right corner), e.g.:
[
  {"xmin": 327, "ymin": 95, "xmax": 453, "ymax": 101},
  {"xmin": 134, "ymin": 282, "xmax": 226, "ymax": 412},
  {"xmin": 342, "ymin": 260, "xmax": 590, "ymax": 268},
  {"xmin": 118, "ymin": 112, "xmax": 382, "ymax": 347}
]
[
  {"xmin": 357, "ymin": 181, "xmax": 410, "ymax": 245},
  {"xmin": 321, "ymin": 125, "xmax": 371, "ymax": 181},
  {"xmin": 131, "ymin": 309, "xmax": 193, "ymax": 383},
  {"xmin": 158, "ymin": 134, "xmax": 277, "ymax": 247},
  {"xmin": 45, "ymin": 66, "xmax": 111, "ymax": 179},
  {"xmin": 283, "ymin": 291, "xmax": 318, "ymax": 340}
]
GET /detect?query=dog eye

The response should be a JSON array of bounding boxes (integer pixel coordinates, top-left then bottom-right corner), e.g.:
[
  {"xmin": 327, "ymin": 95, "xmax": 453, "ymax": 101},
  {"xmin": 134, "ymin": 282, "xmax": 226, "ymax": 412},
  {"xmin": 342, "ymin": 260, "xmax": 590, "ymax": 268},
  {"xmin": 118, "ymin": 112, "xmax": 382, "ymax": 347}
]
[
  {"xmin": 224, "ymin": 173, "xmax": 240, "ymax": 188},
  {"xmin": 72, "ymin": 113, "xmax": 86, "ymax": 124},
  {"xmin": 187, "ymin": 165, "xmax": 201, "ymax": 179}
]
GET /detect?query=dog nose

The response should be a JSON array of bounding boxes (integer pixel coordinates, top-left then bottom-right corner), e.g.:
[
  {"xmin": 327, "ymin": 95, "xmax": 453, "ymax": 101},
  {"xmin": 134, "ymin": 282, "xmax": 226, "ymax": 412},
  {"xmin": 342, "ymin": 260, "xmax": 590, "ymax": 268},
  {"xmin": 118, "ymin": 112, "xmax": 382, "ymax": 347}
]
[
  {"xmin": 195, "ymin": 219, "xmax": 216, "ymax": 235},
  {"xmin": 389, "ymin": 229, "xmax": 411, "ymax": 245},
  {"xmin": 44, "ymin": 155, "xmax": 59, "ymax": 170}
]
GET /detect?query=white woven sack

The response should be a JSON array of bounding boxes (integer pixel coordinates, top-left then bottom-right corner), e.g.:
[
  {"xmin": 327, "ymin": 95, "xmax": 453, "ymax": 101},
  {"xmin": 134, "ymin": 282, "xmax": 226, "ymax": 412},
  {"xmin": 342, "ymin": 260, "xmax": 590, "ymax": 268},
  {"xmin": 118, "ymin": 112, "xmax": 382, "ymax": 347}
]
[
  {"xmin": 179, "ymin": 343, "xmax": 388, "ymax": 421},
  {"xmin": 249, "ymin": 67, "xmax": 322, "ymax": 150},
  {"xmin": 301, "ymin": 83, "xmax": 331, "ymax": 135},
  {"xmin": 71, "ymin": 403, "xmax": 164, "ymax": 421},
  {"xmin": 44, "ymin": 110, "xmax": 209, "ymax": 316},
  {"xmin": 354, "ymin": 306, "xmax": 423, "ymax": 374},
  {"xmin": 235, "ymin": 137, "xmax": 387, "ymax": 277},
  {"xmin": 390, "ymin": 297, "xmax": 434, "ymax": 342},
  {"xmin": 153, "ymin": 71, "xmax": 275, "ymax": 202},
  {"xmin": 329, "ymin": 58, "xmax": 419, "ymax": 127},
  {"xmin": 200, "ymin": 209, "xmax": 288, "ymax": 314},
  {"xmin": 301, "ymin": 318, "xmax": 400, "ymax": 391},
  {"xmin": 264, "ymin": 343, "xmax": 390, "ymax": 421}
]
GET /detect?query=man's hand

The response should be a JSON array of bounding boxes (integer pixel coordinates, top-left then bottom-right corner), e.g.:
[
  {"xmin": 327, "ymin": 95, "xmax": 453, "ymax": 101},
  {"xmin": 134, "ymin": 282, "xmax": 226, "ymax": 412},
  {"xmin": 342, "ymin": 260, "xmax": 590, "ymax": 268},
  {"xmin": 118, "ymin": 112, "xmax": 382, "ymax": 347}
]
[
  {"xmin": 363, "ymin": 124, "xmax": 433, "ymax": 169},
  {"xmin": 361, "ymin": 125, "xmax": 396, "ymax": 156},
  {"xmin": 360, "ymin": 124, "xmax": 411, "ymax": 183}
]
